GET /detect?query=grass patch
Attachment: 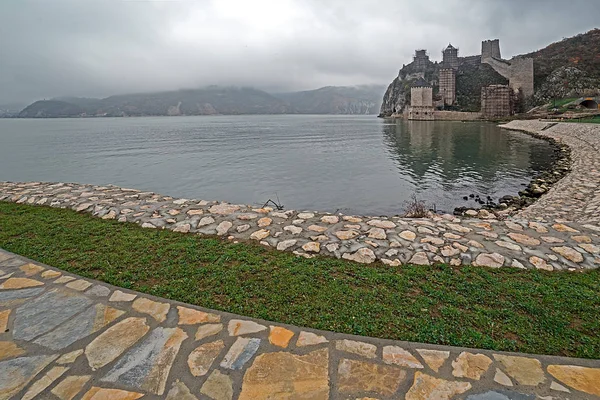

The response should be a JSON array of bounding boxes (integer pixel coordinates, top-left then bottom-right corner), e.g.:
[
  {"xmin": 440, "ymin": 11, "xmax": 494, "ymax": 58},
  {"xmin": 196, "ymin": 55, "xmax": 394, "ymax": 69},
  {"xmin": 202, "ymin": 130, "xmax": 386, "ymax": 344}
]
[{"xmin": 1, "ymin": 201, "xmax": 599, "ymax": 358}]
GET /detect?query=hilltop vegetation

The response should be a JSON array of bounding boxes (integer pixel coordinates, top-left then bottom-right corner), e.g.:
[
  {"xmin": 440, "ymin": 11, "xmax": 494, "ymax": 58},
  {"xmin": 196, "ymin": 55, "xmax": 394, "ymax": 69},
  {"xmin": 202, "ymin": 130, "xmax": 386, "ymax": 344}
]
[{"xmin": 523, "ymin": 29, "xmax": 600, "ymax": 90}]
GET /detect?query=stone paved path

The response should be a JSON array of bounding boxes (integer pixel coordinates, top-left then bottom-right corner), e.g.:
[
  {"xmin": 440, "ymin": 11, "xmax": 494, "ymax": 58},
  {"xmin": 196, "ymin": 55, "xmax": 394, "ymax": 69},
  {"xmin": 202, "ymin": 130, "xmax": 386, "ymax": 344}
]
[{"xmin": 1, "ymin": 248, "xmax": 599, "ymax": 399}]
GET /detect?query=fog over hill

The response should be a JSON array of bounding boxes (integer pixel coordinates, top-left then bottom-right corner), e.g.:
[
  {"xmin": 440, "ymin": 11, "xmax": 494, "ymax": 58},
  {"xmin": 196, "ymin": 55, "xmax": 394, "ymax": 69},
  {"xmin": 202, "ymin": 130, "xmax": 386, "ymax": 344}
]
[{"xmin": 15, "ymin": 86, "xmax": 386, "ymax": 118}]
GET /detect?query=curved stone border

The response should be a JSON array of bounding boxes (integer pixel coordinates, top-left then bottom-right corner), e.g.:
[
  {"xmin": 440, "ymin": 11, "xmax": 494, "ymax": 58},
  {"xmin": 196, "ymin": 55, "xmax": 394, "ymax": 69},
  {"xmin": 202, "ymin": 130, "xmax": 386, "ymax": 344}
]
[
  {"xmin": 1, "ymin": 249, "xmax": 599, "ymax": 399},
  {"xmin": 0, "ymin": 122, "xmax": 599, "ymax": 271}
]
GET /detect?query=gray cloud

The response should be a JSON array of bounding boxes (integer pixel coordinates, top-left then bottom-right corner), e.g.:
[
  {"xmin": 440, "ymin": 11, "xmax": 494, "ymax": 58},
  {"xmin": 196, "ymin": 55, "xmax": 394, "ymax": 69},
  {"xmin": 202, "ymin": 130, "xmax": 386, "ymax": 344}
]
[{"xmin": 1, "ymin": 0, "xmax": 598, "ymax": 104}]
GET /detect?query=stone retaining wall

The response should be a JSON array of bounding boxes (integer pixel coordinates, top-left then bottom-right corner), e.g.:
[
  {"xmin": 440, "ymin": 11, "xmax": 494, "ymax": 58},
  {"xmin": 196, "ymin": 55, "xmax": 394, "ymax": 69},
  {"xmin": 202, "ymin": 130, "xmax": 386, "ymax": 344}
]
[{"xmin": 1, "ymin": 122, "xmax": 599, "ymax": 271}]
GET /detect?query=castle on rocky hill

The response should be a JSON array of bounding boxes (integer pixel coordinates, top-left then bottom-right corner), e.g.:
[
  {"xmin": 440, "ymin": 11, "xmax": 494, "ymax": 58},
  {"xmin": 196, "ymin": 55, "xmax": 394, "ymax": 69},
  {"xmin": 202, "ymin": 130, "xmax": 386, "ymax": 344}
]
[{"xmin": 380, "ymin": 39, "xmax": 534, "ymax": 120}]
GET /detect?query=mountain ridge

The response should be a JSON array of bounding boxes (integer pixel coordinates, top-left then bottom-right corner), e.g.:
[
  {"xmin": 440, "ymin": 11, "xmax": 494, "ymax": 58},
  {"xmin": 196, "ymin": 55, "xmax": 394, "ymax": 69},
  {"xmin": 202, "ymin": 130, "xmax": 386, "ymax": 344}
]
[{"xmin": 15, "ymin": 85, "xmax": 385, "ymax": 118}]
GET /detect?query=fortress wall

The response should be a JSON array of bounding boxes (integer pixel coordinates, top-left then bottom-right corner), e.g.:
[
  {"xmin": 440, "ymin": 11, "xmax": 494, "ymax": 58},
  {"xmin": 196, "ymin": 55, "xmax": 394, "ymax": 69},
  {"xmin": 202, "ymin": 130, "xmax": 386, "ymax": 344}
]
[
  {"xmin": 483, "ymin": 57, "xmax": 534, "ymax": 97},
  {"xmin": 509, "ymin": 58, "xmax": 534, "ymax": 97},
  {"xmin": 433, "ymin": 111, "xmax": 482, "ymax": 120}
]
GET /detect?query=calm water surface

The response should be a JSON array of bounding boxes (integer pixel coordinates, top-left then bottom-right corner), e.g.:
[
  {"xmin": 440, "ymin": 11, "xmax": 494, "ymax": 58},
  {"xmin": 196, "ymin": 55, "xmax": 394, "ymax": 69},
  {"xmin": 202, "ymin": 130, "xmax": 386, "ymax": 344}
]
[{"xmin": 0, "ymin": 115, "xmax": 555, "ymax": 215}]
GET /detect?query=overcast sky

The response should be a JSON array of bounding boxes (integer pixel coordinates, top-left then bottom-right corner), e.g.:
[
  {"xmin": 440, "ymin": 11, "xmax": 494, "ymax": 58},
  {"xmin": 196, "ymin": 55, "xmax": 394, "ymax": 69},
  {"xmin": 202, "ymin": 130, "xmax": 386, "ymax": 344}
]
[{"xmin": 1, "ymin": 0, "xmax": 598, "ymax": 104}]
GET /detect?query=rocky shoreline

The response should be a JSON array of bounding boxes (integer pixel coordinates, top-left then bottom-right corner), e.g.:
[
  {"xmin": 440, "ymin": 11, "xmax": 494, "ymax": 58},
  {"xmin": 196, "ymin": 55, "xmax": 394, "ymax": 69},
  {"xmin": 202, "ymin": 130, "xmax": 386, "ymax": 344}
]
[
  {"xmin": 453, "ymin": 124, "xmax": 573, "ymax": 218},
  {"xmin": 1, "ymin": 121, "xmax": 599, "ymax": 271}
]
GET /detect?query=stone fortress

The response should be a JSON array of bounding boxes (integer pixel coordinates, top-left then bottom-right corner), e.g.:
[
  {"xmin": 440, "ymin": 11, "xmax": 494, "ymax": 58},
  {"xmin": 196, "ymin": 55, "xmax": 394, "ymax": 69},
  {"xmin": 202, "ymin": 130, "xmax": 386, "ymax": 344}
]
[{"xmin": 400, "ymin": 39, "xmax": 534, "ymax": 120}]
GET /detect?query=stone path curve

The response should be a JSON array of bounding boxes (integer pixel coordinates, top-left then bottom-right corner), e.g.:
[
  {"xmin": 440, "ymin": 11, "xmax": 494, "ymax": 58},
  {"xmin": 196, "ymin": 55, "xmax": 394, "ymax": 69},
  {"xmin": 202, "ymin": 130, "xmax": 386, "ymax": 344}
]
[{"xmin": 1, "ymin": 249, "xmax": 599, "ymax": 399}]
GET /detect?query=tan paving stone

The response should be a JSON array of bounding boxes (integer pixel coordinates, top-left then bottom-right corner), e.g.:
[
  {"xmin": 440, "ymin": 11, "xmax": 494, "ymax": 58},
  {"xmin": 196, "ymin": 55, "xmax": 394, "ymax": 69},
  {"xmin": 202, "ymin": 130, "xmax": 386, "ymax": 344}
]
[
  {"xmin": 19, "ymin": 263, "xmax": 45, "ymax": 276},
  {"xmin": 55, "ymin": 275, "xmax": 76, "ymax": 284},
  {"xmin": 85, "ymin": 317, "xmax": 149, "ymax": 369},
  {"xmin": 541, "ymin": 236, "xmax": 565, "ymax": 244},
  {"xmin": 337, "ymin": 358, "xmax": 405, "ymax": 396},
  {"xmin": 250, "ymin": 229, "xmax": 270, "ymax": 240},
  {"xmin": 572, "ymin": 235, "xmax": 592, "ymax": 243},
  {"xmin": 405, "ymin": 372, "xmax": 472, "ymax": 400},
  {"xmin": 343, "ymin": 216, "xmax": 363, "ymax": 223},
  {"xmin": 195, "ymin": 323, "xmax": 224, "ymax": 341},
  {"xmin": 228, "ymin": 319, "xmax": 267, "ymax": 336},
  {"xmin": 336, "ymin": 339, "xmax": 377, "ymax": 358},
  {"xmin": 474, "ymin": 253, "xmax": 505, "ymax": 268},
  {"xmin": 22, "ymin": 366, "xmax": 69, "ymax": 400},
  {"xmin": 416, "ymin": 349, "xmax": 450, "ymax": 372},
  {"xmin": 276, "ymin": 239, "xmax": 297, "ymax": 251},
  {"xmin": 108, "ymin": 290, "xmax": 137, "ymax": 302},
  {"xmin": 0, "ymin": 340, "xmax": 25, "ymax": 361},
  {"xmin": 52, "ymin": 375, "xmax": 91, "ymax": 400},
  {"xmin": 0, "ymin": 309, "xmax": 9, "ymax": 333},
  {"xmin": 580, "ymin": 243, "xmax": 600, "ymax": 254},
  {"xmin": 494, "ymin": 368, "xmax": 514, "ymax": 386},
  {"xmin": 552, "ymin": 223, "xmax": 579, "ymax": 233},
  {"xmin": 66, "ymin": 279, "xmax": 93, "ymax": 291},
  {"xmin": 368, "ymin": 219, "xmax": 396, "ymax": 229},
  {"xmin": 368, "ymin": 228, "xmax": 387, "ymax": 240},
  {"xmin": 551, "ymin": 246, "xmax": 584, "ymax": 263},
  {"xmin": 0, "ymin": 277, "xmax": 44, "ymax": 289},
  {"xmin": 451, "ymin": 351, "xmax": 493, "ymax": 380},
  {"xmin": 132, "ymin": 297, "xmax": 170, "ymax": 322},
  {"xmin": 269, "ymin": 326, "xmax": 294, "ymax": 348},
  {"xmin": 177, "ymin": 306, "xmax": 220, "ymax": 325},
  {"xmin": 188, "ymin": 340, "xmax": 225, "ymax": 377},
  {"xmin": 308, "ymin": 225, "xmax": 328, "ymax": 233},
  {"xmin": 547, "ymin": 364, "xmax": 600, "ymax": 397},
  {"xmin": 81, "ymin": 387, "xmax": 144, "ymax": 400},
  {"xmin": 493, "ymin": 354, "xmax": 545, "ymax": 386},
  {"xmin": 382, "ymin": 346, "xmax": 424, "ymax": 368},
  {"xmin": 209, "ymin": 204, "xmax": 240, "ymax": 215},
  {"xmin": 302, "ymin": 241, "xmax": 321, "ymax": 253},
  {"xmin": 166, "ymin": 380, "xmax": 198, "ymax": 400},
  {"xmin": 530, "ymin": 256, "xmax": 553, "ymax": 271},
  {"xmin": 399, "ymin": 230, "xmax": 417, "ymax": 241},
  {"xmin": 201, "ymin": 370, "xmax": 234, "ymax": 400},
  {"xmin": 296, "ymin": 331, "xmax": 328, "ymax": 347},
  {"xmin": 239, "ymin": 349, "xmax": 329, "ymax": 399},
  {"xmin": 409, "ymin": 252, "xmax": 430, "ymax": 266},
  {"xmin": 321, "ymin": 215, "xmax": 339, "ymax": 224},
  {"xmin": 342, "ymin": 247, "xmax": 377, "ymax": 264},
  {"xmin": 507, "ymin": 232, "xmax": 541, "ymax": 246},
  {"xmin": 57, "ymin": 350, "xmax": 84, "ymax": 364},
  {"xmin": 41, "ymin": 269, "xmax": 61, "ymax": 279}
]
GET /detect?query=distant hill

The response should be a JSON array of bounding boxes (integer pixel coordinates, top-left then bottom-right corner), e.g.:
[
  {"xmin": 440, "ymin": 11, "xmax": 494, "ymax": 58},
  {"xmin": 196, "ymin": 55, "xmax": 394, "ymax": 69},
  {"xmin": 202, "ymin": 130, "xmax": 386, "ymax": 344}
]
[
  {"xmin": 19, "ymin": 87, "xmax": 291, "ymax": 118},
  {"xmin": 17, "ymin": 85, "xmax": 386, "ymax": 118},
  {"xmin": 275, "ymin": 85, "xmax": 385, "ymax": 114}
]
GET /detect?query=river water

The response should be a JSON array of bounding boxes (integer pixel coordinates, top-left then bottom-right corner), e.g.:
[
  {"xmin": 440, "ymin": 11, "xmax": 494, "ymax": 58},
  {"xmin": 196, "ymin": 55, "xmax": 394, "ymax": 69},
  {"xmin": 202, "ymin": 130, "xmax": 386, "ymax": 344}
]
[{"xmin": 0, "ymin": 115, "xmax": 555, "ymax": 215}]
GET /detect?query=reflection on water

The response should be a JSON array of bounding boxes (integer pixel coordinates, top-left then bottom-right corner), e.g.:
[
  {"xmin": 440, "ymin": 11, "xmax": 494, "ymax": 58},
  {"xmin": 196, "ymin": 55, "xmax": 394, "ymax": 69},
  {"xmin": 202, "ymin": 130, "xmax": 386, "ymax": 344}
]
[
  {"xmin": 0, "ymin": 116, "xmax": 555, "ymax": 215},
  {"xmin": 381, "ymin": 120, "xmax": 555, "ymax": 212}
]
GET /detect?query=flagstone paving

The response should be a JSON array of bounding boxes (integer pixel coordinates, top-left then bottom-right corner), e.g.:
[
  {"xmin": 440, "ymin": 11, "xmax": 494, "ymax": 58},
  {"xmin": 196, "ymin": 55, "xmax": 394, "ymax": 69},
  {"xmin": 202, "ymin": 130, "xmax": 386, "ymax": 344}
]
[{"xmin": 0, "ymin": 249, "xmax": 599, "ymax": 399}]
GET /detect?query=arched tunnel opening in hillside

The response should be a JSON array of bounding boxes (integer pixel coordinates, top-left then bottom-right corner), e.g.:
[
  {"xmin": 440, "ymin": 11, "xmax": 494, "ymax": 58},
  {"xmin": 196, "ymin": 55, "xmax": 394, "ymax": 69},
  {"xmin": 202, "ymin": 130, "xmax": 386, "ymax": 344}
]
[{"xmin": 580, "ymin": 99, "xmax": 599, "ymax": 109}]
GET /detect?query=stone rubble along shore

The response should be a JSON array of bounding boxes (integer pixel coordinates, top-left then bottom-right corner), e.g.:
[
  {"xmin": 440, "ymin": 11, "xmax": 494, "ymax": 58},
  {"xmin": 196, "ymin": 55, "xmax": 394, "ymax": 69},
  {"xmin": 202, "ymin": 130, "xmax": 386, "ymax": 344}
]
[{"xmin": 1, "ymin": 121, "xmax": 599, "ymax": 270}]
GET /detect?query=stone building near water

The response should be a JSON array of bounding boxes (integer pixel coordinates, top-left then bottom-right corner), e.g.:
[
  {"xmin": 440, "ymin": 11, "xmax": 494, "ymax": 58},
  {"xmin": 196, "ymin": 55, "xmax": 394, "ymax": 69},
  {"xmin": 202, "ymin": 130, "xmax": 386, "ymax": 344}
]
[
  {"xmin": 481, "ymin": 85, "xmax": 512, "ymax": 118},
  {"xmin": 380, "ymin": 37, "xmax": 534, "ymax": 119},
  {"xmin": 407, "ymin": 79, "xmax": 435, "ymax": 120}
]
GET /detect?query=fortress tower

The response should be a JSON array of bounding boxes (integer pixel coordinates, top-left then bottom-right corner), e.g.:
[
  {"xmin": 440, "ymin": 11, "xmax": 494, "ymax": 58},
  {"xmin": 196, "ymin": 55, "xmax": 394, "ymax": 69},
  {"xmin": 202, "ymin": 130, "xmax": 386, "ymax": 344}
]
[
  {"xmin": 413, "ymin": 50, "xmax": 430, "ymax": 70},
  {"xmin": 439, "ymin": 68, "xmax": 456, "ymax": 106},
  {"xmin": 408, "ymin": 78, "xmax": 434, "ymax": 120},
  {"xmin": 481, "ymin": 39, "xmax": 501, "ymax": 61},
  {"xmin": 442, "ymin": 44, "xmax": 459, "ymax": 69}
]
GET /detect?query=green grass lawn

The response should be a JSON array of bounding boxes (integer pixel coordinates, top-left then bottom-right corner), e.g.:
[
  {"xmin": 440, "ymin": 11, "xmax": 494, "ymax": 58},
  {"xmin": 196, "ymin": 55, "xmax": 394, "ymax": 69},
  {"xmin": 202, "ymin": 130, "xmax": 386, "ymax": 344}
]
[{"xmin": 1, "ymin": 201, "xmax": 599, "ymax": 358}]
